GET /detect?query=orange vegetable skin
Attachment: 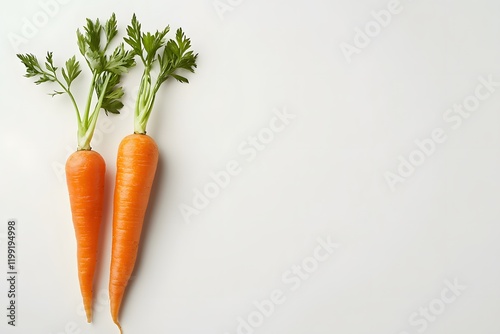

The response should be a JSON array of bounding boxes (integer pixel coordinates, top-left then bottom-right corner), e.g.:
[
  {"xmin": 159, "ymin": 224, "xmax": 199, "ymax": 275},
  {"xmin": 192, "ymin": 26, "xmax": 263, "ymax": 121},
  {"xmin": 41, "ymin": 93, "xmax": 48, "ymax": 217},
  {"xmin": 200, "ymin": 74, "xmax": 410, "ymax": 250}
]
[
  {"xmin": 109, "ymin": 133, "xmax": 159, "ymax": 331},
  {"xmin": 66, "ymin": 150, "xmax": 106, "ymax": 322}
]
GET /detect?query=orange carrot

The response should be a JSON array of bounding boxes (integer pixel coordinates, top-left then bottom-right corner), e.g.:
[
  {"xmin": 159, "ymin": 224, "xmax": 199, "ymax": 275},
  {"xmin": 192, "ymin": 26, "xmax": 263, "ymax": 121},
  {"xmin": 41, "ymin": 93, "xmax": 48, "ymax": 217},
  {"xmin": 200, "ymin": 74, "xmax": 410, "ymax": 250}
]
[
  {"xmin": 110, "ymin": 134, "xmax": 158, "ymax": 330},
  {"xmin": 66, "ymin": 150, "xmax": 105, "ymax": 322},
  {"xmin": 110, "ymin": 15, "xmax": 197, "ymax": 332},
  {"xmin": 17, "ymin": 14, "xmax": 135, "ymax": 323}
]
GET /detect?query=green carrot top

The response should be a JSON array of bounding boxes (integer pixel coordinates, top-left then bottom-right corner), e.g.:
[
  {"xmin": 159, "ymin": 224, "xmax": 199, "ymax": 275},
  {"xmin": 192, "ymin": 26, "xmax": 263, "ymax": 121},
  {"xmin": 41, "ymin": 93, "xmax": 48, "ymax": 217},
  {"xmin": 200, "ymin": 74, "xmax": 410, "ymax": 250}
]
[
  {"xmin": 17, "ymin": 13, "xmax": 136, "ymax": 150},
  {"xmin": 124, "ymin": 14, "xmax": 198, "ymax": 134}
]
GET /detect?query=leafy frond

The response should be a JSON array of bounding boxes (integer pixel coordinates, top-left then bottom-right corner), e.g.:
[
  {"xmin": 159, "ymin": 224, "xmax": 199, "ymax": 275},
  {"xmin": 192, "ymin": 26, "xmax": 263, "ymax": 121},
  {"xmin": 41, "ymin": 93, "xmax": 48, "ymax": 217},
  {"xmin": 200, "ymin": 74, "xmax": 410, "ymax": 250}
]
[{"xmin": 127, "ymin": 15, "xmax": 198, "ymax": 133}]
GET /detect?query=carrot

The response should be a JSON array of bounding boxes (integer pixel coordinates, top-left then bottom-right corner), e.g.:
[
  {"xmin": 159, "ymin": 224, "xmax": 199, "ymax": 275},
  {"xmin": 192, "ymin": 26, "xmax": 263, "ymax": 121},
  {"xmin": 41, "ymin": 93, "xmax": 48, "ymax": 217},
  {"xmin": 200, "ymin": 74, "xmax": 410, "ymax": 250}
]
[
  {"xmin": 110, "ymin": 134, "xmax": 158, "ymax": 330},
  {"xmin": 109, "ymin": 14, "xmax": 197, "ymax": 332},
  {"xmin": 17, "ymin": 14, "xmax": 135, "ymax": 323},
  {"xmin": 66, "ymin": 150, "xmax": 105, "ymax": 322}
]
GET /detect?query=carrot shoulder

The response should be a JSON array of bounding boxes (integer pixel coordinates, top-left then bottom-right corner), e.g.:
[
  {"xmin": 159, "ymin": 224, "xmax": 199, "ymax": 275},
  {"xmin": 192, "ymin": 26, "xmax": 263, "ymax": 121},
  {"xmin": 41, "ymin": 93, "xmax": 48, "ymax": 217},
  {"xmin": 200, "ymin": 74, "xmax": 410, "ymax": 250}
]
[
  {"xmin": 66, "ymin": 150, "xmax": 105, "ymax": 322},
  {"xmin": 109, "ymin": 134, "xmax": 158, "ymax": 328}
]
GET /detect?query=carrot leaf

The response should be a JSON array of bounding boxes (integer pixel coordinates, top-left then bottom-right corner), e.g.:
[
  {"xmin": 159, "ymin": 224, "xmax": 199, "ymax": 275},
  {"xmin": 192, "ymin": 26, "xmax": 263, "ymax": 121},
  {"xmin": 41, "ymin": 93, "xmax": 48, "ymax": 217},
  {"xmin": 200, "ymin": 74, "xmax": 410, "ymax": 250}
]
[
  {"xmin": 18, "ymin": 13, "xmax": 135, "ymax": 150},
  {"xmin": 124, "ymin": 14, "xmax": 197, "ymax": 134}
]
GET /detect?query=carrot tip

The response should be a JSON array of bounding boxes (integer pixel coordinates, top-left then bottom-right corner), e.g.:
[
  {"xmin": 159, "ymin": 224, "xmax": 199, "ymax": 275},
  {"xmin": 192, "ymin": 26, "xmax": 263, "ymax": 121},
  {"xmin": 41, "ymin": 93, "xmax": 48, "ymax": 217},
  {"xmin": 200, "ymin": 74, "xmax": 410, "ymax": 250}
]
[
  {"xmin": 113, "ymin": 319, "xmax": 123, "ymax": 334},
  {"xmin": 85, "ymin": 308, "xmax": 92, "ymax": 323}
]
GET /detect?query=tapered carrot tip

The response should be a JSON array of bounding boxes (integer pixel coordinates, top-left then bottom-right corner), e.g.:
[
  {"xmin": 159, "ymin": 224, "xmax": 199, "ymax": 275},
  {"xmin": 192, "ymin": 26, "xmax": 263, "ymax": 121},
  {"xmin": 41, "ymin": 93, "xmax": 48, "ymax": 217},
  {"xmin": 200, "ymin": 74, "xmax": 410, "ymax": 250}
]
[
  {"xmin": 83, "ymin": 294, "xmax": 92, "ymax": 322},
  {"xmin": 85, "ymin": 305, "xmax": 92, "ymax": 323},
  {"xmin": 113, "ymin": 319, "xmax": 123, "ymax": 334}
]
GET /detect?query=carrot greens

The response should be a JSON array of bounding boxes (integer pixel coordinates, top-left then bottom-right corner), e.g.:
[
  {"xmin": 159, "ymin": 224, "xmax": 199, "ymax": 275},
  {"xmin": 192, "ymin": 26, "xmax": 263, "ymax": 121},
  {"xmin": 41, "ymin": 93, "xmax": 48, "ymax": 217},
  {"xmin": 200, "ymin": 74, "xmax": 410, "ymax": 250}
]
[
  {"xmin": 17, "ymin": 13, "xmax": 135, "ymax": 150},
  {"xmin": 124, "ymin": 14, "xmax": 198, "ymax": 134}
]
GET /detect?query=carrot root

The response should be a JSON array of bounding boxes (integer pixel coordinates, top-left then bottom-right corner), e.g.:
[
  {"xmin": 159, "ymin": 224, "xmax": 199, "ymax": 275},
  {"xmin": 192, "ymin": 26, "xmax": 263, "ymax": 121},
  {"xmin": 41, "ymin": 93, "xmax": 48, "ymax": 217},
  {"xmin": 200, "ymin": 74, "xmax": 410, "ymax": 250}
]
[
  {"xmin": 109, "ymin": 134, "xmax": 159, "ymax": 331},
  {"xmin": 66, "ymin": 150, "xmax": 106, "ymax": 323}
]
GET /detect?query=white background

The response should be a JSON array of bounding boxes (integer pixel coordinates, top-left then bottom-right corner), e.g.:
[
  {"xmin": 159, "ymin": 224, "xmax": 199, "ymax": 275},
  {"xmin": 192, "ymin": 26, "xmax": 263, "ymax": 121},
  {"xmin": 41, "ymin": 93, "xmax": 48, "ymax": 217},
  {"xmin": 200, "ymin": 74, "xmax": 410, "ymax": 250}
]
[{"xmin": 1, "ymin": 0, "xmax": 500, "ymax": 333}]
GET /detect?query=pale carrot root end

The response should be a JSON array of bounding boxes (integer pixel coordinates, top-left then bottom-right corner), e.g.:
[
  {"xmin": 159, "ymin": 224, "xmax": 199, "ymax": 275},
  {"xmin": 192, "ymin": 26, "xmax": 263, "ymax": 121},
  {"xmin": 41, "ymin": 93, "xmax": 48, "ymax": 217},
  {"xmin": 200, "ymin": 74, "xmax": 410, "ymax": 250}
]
[
  {"xmin": 113, "ymin": 319, "xmax": 123, "ymax": 334},
  {"xmin": 83, "ymin": 294, "xmax": 92, "ymax": 322},
  {"xmin": 110, "ymin": 285, "xmax": 124, "ymax": 333},
  {"xmin": 85, "ymin": 306, "xmax": 92, "ymax": 323}
]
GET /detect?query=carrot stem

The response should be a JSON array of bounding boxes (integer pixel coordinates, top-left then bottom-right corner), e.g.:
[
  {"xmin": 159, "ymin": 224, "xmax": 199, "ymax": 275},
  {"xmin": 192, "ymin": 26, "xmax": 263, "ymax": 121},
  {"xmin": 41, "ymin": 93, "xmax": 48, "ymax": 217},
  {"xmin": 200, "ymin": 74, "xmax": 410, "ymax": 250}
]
[
  {"xmin": 82, "ymin": 73, "xmax": 97, "ymax": 128},
  {"xmin": 78, "ymin": 74, "xmax": 111, "ymax": 150}
]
